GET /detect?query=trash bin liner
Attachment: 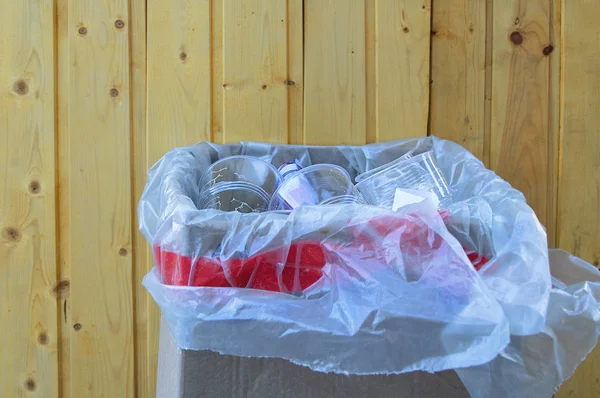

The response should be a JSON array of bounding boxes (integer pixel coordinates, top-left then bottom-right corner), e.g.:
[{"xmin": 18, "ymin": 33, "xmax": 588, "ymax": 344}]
[{"xmin": 139, "ymin": 137, "xmax": 554, "ymax": 375}]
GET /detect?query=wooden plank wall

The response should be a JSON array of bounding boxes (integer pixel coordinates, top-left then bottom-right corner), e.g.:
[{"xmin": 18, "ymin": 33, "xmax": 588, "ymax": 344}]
[{"xmin": 0, "ymin": 0, "xmax": 598, "ymax": 396}]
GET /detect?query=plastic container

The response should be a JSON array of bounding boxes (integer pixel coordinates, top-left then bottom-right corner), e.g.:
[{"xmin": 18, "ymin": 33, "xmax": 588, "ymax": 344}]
[
  {"xmin": 199, "ymin": 182, "xmax": 270, "ymax": 213},
  {"xmin": 355, "ymin": 149, "xmax": 414, "ymax": 183},
  {"xmin": 269, "ymin": 164, "xmax": 366, "ymax": 210},
  {"xmin": 199, "ymin": 155, "xmax": 281, "ymax": 198},
  {"xmin": 355, "ymin": 151, "xmax": 452, "ymax": 210},
  {"xmin": 278, "ymin": 160, "xmax": 303, "ymax": 180}
]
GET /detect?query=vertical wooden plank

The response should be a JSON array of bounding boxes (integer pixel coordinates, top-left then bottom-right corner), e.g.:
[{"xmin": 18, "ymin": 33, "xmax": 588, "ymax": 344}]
[
  {"xmin": 287, "ymin": 0, "xmax": 304, "ymax": 145},
  {"xmin": 147, "ymin": 0, "xmax": 211, "ymax": 157},
  {"xmin": 555, "ymin": 1, "xmax": 600, "ymax": 395},
  {"xmin": 546, "ymin": 0, "xmax": 561, "ymax": 247},
  {"xmin": 146, "ymin": 0, "xmax": 212, "ymax": 392},
  {"xmin": 130, "ymin": 0, "xmax": 150, "ymax": 395},
  {"xmin": 430, "ymin": 0, "xmax": 486, "ymax": 158},
  {"xmin": 211, "ymin": 0, "xmax": 224, "ymax": 144},
  {"xmin": 365, "ymin": 0, "xmax": 377, "ymax": 144},
  {"xmin": 67, "ymin": 0, "xmax": 134, "ymax": 396},
  {"xmin": 483, "ymin": 0, "xmax": 493, "ymax": 168},
  {"xmin": 222, "ymin": 0, "xmax": 289, "ymax": 143},
  {"xmin": 376, "ymin": 0, "xmax": 431, "ymax": 141},
  {"xmin": 304, "ymin": 0, "xmax": 366, "ymax": 145},
  {"xmin": 56, "ymin": 0, "xmax": 71, "ymax": 395},
  {"xmin": 490, "ymin": 0, "xmax": 555, "ymax": 235},
  {"xmin": 0, "ymin": 0, "xmax": 59, "ymax": 396},
  {"xmin": 557, "ymin": 0, "xmax": 600, "ymax": 263}
]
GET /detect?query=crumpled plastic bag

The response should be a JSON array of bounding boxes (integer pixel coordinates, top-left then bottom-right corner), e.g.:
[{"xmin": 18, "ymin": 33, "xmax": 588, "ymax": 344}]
[
  {"xmin": 457, "ymin": 249, "xmax": 600, "ymax": 398},
  {"xmin": 139, "ymin": 137, "xmax": 553, "ymax": 375}
]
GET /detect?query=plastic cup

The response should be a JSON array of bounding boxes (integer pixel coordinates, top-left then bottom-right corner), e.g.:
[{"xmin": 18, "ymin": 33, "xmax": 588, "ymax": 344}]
[
  {"xmin": 199, "ymin": 182, "xmax": 270, "ymax": 213},
  {"xmin": 199, "ymin": 155, "xmax": 281, "ymax": 198},
  {"xmin": 269, "ymin": 164, "xmax": 366, "ymax": 210},
  {"xmin": 355, "ymin": 151, "xmax": 452, "ymax": 210}
]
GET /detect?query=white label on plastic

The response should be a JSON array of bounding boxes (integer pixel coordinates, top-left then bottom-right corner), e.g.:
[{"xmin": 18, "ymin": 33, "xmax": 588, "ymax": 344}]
[{"xmin": 392, "ymin": 188, "xmax": 439, "ymax": 211}]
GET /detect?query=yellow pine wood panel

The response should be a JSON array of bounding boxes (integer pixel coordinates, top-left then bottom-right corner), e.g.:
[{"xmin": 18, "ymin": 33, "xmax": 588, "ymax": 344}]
[
  {"xmin": 376, "ymin": 1, "xmax": 431, "ymax": 141},
  {"xmin": 146, "ymin": 1, "xmax": 212, "ymax": 393},
  {"xmin": 222, "ymin": 0, "xmax": 289, "ymax": 143},
  {"xmin": 304, "ymin": 0, "xmax": 366, "ymax": 145},
  {"xmin": 546, "ymin": 0, "xmax": 560, "ymax": 248},
  {"xmin": 129, "ymin": 0, "xmax": 151, "ymax": 396},
  {"xmin": 365, "ymin": 0, "xmax": 376, "ymax": 144},
  {"xmin": 211, "ymin": 0, "xmax": 224, "ymax": 144},
  {"xmin": 56, "ymin": 0, "xmax": 71, "ymax": 395},
  {"xmin": 66, "ymin": 0, "xmax": 134, "ymax": 396},
  {"xmin": 430, "ymin": 0, "xmax": 486, "ymax": 158},
  {"xmin": 147, "ymin": 0, "xmax": 211, "ymax": 160},
  {"xmin": 490, "ymin": 0, "xmax": 556, "ymax": 236},
  {"xmin": 557, "ymin": 0, "xmax": 600, "ymax": 299},
  {"xmin": 555, "ymin": 1, "xmax": 600, "ymax": 396},
  {"xmin": 287, "ymin": 0, "xmax": 304, "ymax": 145},
  {"xmin": 0, "ymin": 0, "xmax": 59, "ymax": 396}
]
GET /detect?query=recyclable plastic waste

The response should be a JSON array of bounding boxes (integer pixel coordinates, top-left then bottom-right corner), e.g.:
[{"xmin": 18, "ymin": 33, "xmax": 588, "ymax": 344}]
[{"xmin": 139, "ymin": 137, "xmax": 599, "ymax": 397}]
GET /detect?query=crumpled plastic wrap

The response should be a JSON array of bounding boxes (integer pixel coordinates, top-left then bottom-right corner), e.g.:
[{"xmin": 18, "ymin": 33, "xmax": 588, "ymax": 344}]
[
  {"xmin": 457, "ymin": 249, "xmax": 600, "ymax": 397},
  {"xmin": 139, "ymin": 137, "xmax": 597, "ymax": 385}
]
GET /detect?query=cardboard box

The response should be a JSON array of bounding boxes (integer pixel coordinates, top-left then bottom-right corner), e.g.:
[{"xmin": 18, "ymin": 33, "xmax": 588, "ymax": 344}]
[{"xmin": 157, "ymin": 319, "xmax": 469, "ymax": 398}]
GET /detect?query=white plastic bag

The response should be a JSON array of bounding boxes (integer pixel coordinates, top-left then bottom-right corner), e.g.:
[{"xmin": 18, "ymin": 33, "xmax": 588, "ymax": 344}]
[
  {"xmin": 140, "ymin": 137, "xmax": 550, "ymax": 374},
  {"xmin": 457, "ymin": 249, "xmax": 600, "ymax": 397}
]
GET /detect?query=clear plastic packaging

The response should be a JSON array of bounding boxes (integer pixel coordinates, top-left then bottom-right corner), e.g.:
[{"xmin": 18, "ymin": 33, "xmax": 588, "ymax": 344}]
[
  {"xmin": 268, "ymin": 164, "xmax": 365, "ymax": 210},
  {"xmin": 356, "ymin": 150, "xmax": 452, "ymax": 210},
  {"xmin": 457, "ymin": 249, "xmax": 600, "ymax": 398},
  {"xmin": 198, "ymin": 182, "xmax": 270, "ymax": 213},
  {"xmin": 199, "ymin": 155, "xmax": 281, "ymax": 199},
  {"xmin": 354, "ymin": 148, "xmax": 414, "ymax": 183},
  {"xmin": 139, "ymin": 137, "xmax": 558, "ymax": 376}
]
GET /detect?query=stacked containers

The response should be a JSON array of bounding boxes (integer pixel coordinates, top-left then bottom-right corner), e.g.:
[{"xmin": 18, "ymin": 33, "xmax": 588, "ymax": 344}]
[{"xmin": 198, "ymin": 156, "xmax": 282, "ymax": 213}]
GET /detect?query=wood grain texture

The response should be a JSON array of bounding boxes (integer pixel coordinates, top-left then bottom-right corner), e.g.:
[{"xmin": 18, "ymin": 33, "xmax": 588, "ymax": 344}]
[
  {"xmin": 3, "ymin": 2, "xmax": 600, "ymax": 395},
  {"xmin": 365, "ymin": 0, "xmax": 376, "ymax": 144},
  {"xmin": 287, "ymin": 0, "xmax": 304, "ymax": 145},
  {"xmin": 222, "ymin": 0, "xmax": 288, "ymax": 143},
  {"xmin": 376, "ymin": 0, "xmax": 431, "ymax": 141},
  {"xmin": 146, "ymin": 2, "xmax": 213, "ymax": 396},
  {"xmin": 546, "ymin": 0, "xmax": 561, "ymax": 248},
  {"xmin": 490, "ymin": 0, "xmax": 555, "ymax": 235},
  {"xmin": 56, "ymin": 0, "xmax": 71, "ymax": 395},
  {"xmin": 147, "ymin": 0, "xmax": 211, "ymax": 160},
  {"xmin": 67, "ymin": 0, "xmax": 134, "ymax": 396},
  {"xmin": 430, "ymin": 0, "xmax": 486, "ymax": 158},
  {"xmin": 304, "ymin": 0, "xmax": 366, "ymax": 145},
  {"xmin": 0, "ymin": 1, "xmax": 59, "ymax": 396},
  {"xmin": 555, "ymin": 0, "xmax": 600, "ymax": 395},
  {"xmin": 211, "ymin": 0, "xmax": 224, "ymax": 144},
  {"xmin": 129, "ymin": 0, "xmax": 151, "ymax": 396}
]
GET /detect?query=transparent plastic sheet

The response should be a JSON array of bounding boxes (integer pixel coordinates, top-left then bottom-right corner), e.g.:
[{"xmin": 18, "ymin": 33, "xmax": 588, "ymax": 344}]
[
  {"xmin": 457, "ymin": 249, "xmax": 600, "ymax": 398},
  {"xmin": 139, "ymin": 137, "xmax": 552, "ymax": 374}
]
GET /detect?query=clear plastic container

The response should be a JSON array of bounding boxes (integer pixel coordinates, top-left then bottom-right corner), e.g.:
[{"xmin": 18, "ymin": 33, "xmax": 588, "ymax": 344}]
[
  {"xmin": 269, "ymin": 164, "xmax": 366, "ymax": 210},
  {"xmin": 199, "ymin": 155, "xmax": 281, "ymax": 197},
  {"xmin": 199, "ymin": 182, "xmax": 270, "ymax": 213},
  {"xmin": 355, "ymin": 149, "xmax": 414, "ymax": 183},
  {"xmin": 355, "ymin": 151, "xmax": 452, "ymax": 210},
  {"xmin": 278, "ymin": 159, "xmax": 303, "ymax": 180}
]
